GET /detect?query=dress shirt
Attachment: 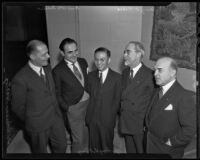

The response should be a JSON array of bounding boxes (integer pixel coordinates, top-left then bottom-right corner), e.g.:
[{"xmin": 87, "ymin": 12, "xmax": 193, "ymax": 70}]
[
  {"xmin": 162, "ymin": 79, "xmax": 176, "ymax": 95},
  {"xmin": 99, "ymin": 68, "xmax": 109, "ymax": 84},
  {"xmin": 64, "ymin": 59, "xmax": 83, "ymax": 76},
  {"xmin": 28, "ymin": 61, "xmax": 45, "ymax": 76},
  {"xmin": 130, "ymin": 63, "xmax": 142, "ymax": 78}
]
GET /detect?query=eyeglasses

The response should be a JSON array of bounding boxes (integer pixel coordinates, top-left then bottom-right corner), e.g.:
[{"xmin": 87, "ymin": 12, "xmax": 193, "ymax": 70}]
[{"xmin": 124, "ymin": 49, "xmax": 138, "ymax": 55}]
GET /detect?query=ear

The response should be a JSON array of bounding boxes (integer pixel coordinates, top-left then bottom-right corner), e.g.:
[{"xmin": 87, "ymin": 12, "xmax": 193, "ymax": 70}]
[
  {"xmin": 170, "ymin": 69, "xmax": 176, "ymax": 77},
  {"xmin": 108, "ymin": 58, "xmax": 111, "ymax": 63},
  {"xmin": 30, "ymin": 53, "xmax": 35, "ymax": 60},
  {"xmin": 60, "ymin": 51, "xmax": 64, "ymax": 56}
]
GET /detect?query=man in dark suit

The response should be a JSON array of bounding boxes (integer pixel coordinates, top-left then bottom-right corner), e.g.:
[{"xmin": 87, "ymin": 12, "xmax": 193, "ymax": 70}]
[
  {"xmin": 145, "ymin": 57, "xmax": 196, "ymax": 158},
  {"xmin": 11, "ymin": 40, "xmax": 67, "ymax": 153},
  {"xmin": 85, "ymin": 47, "xmax": 121, "ymax": 153},
  {"xmin": 52, "ymin": 38, "xmax": 89, "ymax": 153},
  {"xmin": 119, "ymin": 41, "xmax": 154, "ymax": 153}
]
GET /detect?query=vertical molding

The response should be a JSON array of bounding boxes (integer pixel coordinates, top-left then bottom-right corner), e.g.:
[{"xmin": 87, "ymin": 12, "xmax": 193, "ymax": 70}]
[{"xmin": 75, "ymin": 6, "xmax": 81, "ymax": 56}]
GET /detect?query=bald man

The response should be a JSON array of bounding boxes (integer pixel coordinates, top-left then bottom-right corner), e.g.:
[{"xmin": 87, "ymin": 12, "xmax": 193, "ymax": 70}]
[
  {"xmin": 11, "ymin": 40, "xmax": 67, "ymax": 153},
  {"xmin": 145, "ymin": 57, "xmax": 196, "ymax": 158}
]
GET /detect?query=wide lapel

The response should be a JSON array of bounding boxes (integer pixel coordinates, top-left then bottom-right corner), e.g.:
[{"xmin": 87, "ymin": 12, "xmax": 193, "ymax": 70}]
[
  {"xmin": 61, "ymin": 60, "xmax": 82, "ymax": 85},
  {"xmin": 100, "ymin": 68, "xmax": 112, "ymax": 90},
  {"xmin": 124, "ymin": 65, "xmax": 146, "ymax": 95},
  {"xmin": 43, "ymin": 66, "xmax": 52, "ymax": 91},
  {"xmin": 145, "ymin": 88, "xmax": 160, "ymax": 126},
  {"xmin": 93, "ymin": 70, "xmax": 101, "ymax": 97},
  {"xmin": 149, "ymin": 81, "xmax": 179, "ymax": 122},
  {"xmin": 27, "ymin": 64, "xmax": 48, "ymax": 89}
]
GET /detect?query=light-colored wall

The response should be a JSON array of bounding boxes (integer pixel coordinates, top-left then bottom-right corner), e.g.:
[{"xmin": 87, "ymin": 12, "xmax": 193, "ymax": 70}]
[
  {"xmin": 45, "ymin": 6, "xmax": 196, "ymax": 92},
  {"xmin": 45, "ymin": 6, "xmax": 79, "ymax": 68},
  {"xmin": 79, "ymin": 6, "xmax": 142, "ymax": 73}
]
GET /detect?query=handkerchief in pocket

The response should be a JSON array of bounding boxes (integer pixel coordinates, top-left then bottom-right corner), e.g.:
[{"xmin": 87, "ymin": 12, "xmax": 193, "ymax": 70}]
[{"xmin": 164, "ymin": 104, "xmax": 173, "ymax": 110}]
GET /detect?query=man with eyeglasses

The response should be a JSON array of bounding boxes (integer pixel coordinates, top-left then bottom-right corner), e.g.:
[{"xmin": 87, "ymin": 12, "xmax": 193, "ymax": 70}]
[
  {"xmin": 119, "ymin": 41, "xmax": 155, "ymax": 153},
  {"xmin": 53, "ymin": 38, "xmax": 89, "ymax": 153}
]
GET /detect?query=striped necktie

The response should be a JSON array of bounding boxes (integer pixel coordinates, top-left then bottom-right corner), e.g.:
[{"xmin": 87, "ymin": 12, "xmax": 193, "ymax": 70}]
[{"xmin": 72, "ymin": 63, "xmax": 82, "ymax": 80}]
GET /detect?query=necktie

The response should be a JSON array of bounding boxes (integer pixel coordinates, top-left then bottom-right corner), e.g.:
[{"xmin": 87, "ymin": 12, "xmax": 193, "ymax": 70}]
[
  {"xmin": 159, "ymin": 87, "xmax": 163, "ymax": 99},
  {"xmin": 40, "ymin": 68, "xmax": 46, "ymax": 83},
  {"xmin": 72, "ymin": 63, "xmax": 82, "ymax": 80},
  {"xmin": 99, "ymin": 72, "xmax": 103, "ymax": 84},
  {"xmin": 129, "ymin": 69, "xmax": 134, "ymax": 80}
]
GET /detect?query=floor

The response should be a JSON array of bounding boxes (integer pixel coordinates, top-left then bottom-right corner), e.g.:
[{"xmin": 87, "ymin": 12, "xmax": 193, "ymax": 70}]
[
  {"xmin": 6, "ymin": 123, "xmax": 126, "ymax": 154},
  {"xmin": 6, "ymin": 124, "xmax": 197, "ymax": 158}
]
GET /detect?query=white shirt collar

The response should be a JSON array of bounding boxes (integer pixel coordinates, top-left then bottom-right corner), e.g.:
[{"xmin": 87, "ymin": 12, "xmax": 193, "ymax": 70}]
[
  {"xmin": 28, "ymin": 61, "xmax": 44, "ymax": 75},
  {"xmin": 99, "ymin": 68, "xmax": 109, "ymax": 83},
  {"xmin": 162, "ymin": 79, "xmax": 176, "ymax": 95},
  {"xmin": 130, "ymin": 63, "xmax": 142, "ymax": 77},
  {"xmin": 64, "ymin": 59, "xmax": 77, "ymax": 65}
]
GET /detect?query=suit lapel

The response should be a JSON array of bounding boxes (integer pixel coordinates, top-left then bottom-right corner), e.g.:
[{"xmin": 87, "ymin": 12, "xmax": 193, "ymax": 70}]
[
  {"xmin": 146, "ymin": 88, "xmax": 160, "ymax": 126},
  {"xmin": 27, "ymin": 64, "xmax": 49, "ymax": 89},
  {"xmin": 124, "ymin": 65, "xmax": 146, "ymax": 94},
  {"xmin": 148, "ymin": 81, "xmax": 179, "ymax": 123},
  {"xmin": 61, "ymin": 60, "xmax": 83, "ymax": 85},
  {"xmin": 101, "ymin": 68, "xmax": 114, "ymax": 89}
]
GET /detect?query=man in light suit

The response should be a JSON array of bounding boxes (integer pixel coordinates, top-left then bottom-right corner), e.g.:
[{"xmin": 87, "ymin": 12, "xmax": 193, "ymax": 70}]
[
  {"xmin": 85, "ymin": 47, "xmax": 121, "ymax": 153},
  {"xmin": 145, "ymin": 57, "xmax": 196, "ymax": 158},
  {"xmin": 52, "ymin": 38, "xmax": 89, "ymax": 153},
  {"xmin": 11, "ymin": 40, "xmax": 67, "ymax": 153},
  {"xmin": 119, "ymin": 41, "xmax": 155, "ymax": 153}
]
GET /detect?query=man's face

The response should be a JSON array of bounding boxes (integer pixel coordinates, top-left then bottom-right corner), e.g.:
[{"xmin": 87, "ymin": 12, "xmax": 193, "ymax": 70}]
[
  {"xmin": 31, "ymin": 44, "xmax": 50, "ymax": 67},
  {"xmin": 123, "ymin": 43, "xmax": 140, "ymax": 67},
  {"xmin": 94, "ymin": 51, "xmax": 110, "ymax": 72},
  {"xmin": 154, "ymin": 59, "xmax": 175, "ymax": 86},
  {"xmin": 63, "ymin": 43, "xmax": 78, "ymax": 63}
]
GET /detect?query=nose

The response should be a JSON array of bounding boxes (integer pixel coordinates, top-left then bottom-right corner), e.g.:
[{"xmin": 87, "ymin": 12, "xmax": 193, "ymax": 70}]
[
  {"xmin": 47, "ymin": 54, "xmax": 50, "ymax": 59},
  {"xmin": 154, "ymin": 70, "xmax": 158, "ymax": 76}
]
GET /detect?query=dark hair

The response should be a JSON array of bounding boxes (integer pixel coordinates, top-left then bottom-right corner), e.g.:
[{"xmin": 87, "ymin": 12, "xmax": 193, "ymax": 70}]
[
  {"xmin": 59, "ymin": 38, "xmax": 77, "ymax": 51},
  {"xmin": 26, "ymin": 40, "xmax": 46, "ymax": 57},
  {"xmin": 94, "ymin": 47, "xmax": 111, "ymax": 58}
]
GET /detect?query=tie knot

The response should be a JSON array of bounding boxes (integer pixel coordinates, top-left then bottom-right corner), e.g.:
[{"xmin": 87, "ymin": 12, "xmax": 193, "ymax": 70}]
[{"xmin": 40, "ymin": 68, "xmax": 43, "ymax": 75}]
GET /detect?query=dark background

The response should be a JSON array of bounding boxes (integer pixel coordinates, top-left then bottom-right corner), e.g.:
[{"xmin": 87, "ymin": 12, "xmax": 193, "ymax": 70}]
[{"xmin": 3, "ymin": 4, "xmax": 48, "ymax": 147}]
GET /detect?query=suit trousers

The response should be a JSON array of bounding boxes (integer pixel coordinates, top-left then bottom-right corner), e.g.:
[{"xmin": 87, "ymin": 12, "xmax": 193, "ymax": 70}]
[
  {"xmin": 124, "ymin": 134, "xmax": 144, "ymax": 153},
  {"xmin": 67, "ymin": 99, "xmax": 89, "ymax": 153},
  {"xmin": 27, "ymin": 115, "xmax": 67, "ymax": 153}
]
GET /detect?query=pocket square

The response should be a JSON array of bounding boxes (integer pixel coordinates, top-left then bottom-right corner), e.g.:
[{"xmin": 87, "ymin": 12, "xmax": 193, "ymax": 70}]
[{"xmin": 164, "ymin": 104, "xmax": 173, "ymax": 110}]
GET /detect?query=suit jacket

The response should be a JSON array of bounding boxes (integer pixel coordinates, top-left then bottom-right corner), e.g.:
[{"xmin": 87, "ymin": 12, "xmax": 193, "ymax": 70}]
[
  {"xmin": 145, "ymin": 81, "xmax": 196, "ymax": 154},
  {"xmin": 119, "ymin": 64, "xmax": 154, "ymax": 135},
  {"xmin": 11, "ymin": 64, "xmax": 62, "ymax": 132},
  {"xmin": 52, "ymin": 58, "xmax": 88, "ymax": 111},
  {"xmin": 85, "ymin": 68, "xmax": 121, "ymax": 129}
]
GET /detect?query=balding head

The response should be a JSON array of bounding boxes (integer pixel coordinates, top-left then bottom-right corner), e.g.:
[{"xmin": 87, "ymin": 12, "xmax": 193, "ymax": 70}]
[
  {"xmin": 154, "ymin": 57, "xmax": 177, "ymax": 86},
  {"xmin": 26, "ymin": 40, "xmax": 47, "ymax": 57},
  {"xmin": 26, "ymin": 40, "xmax": 50, "ymax": 67}
]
